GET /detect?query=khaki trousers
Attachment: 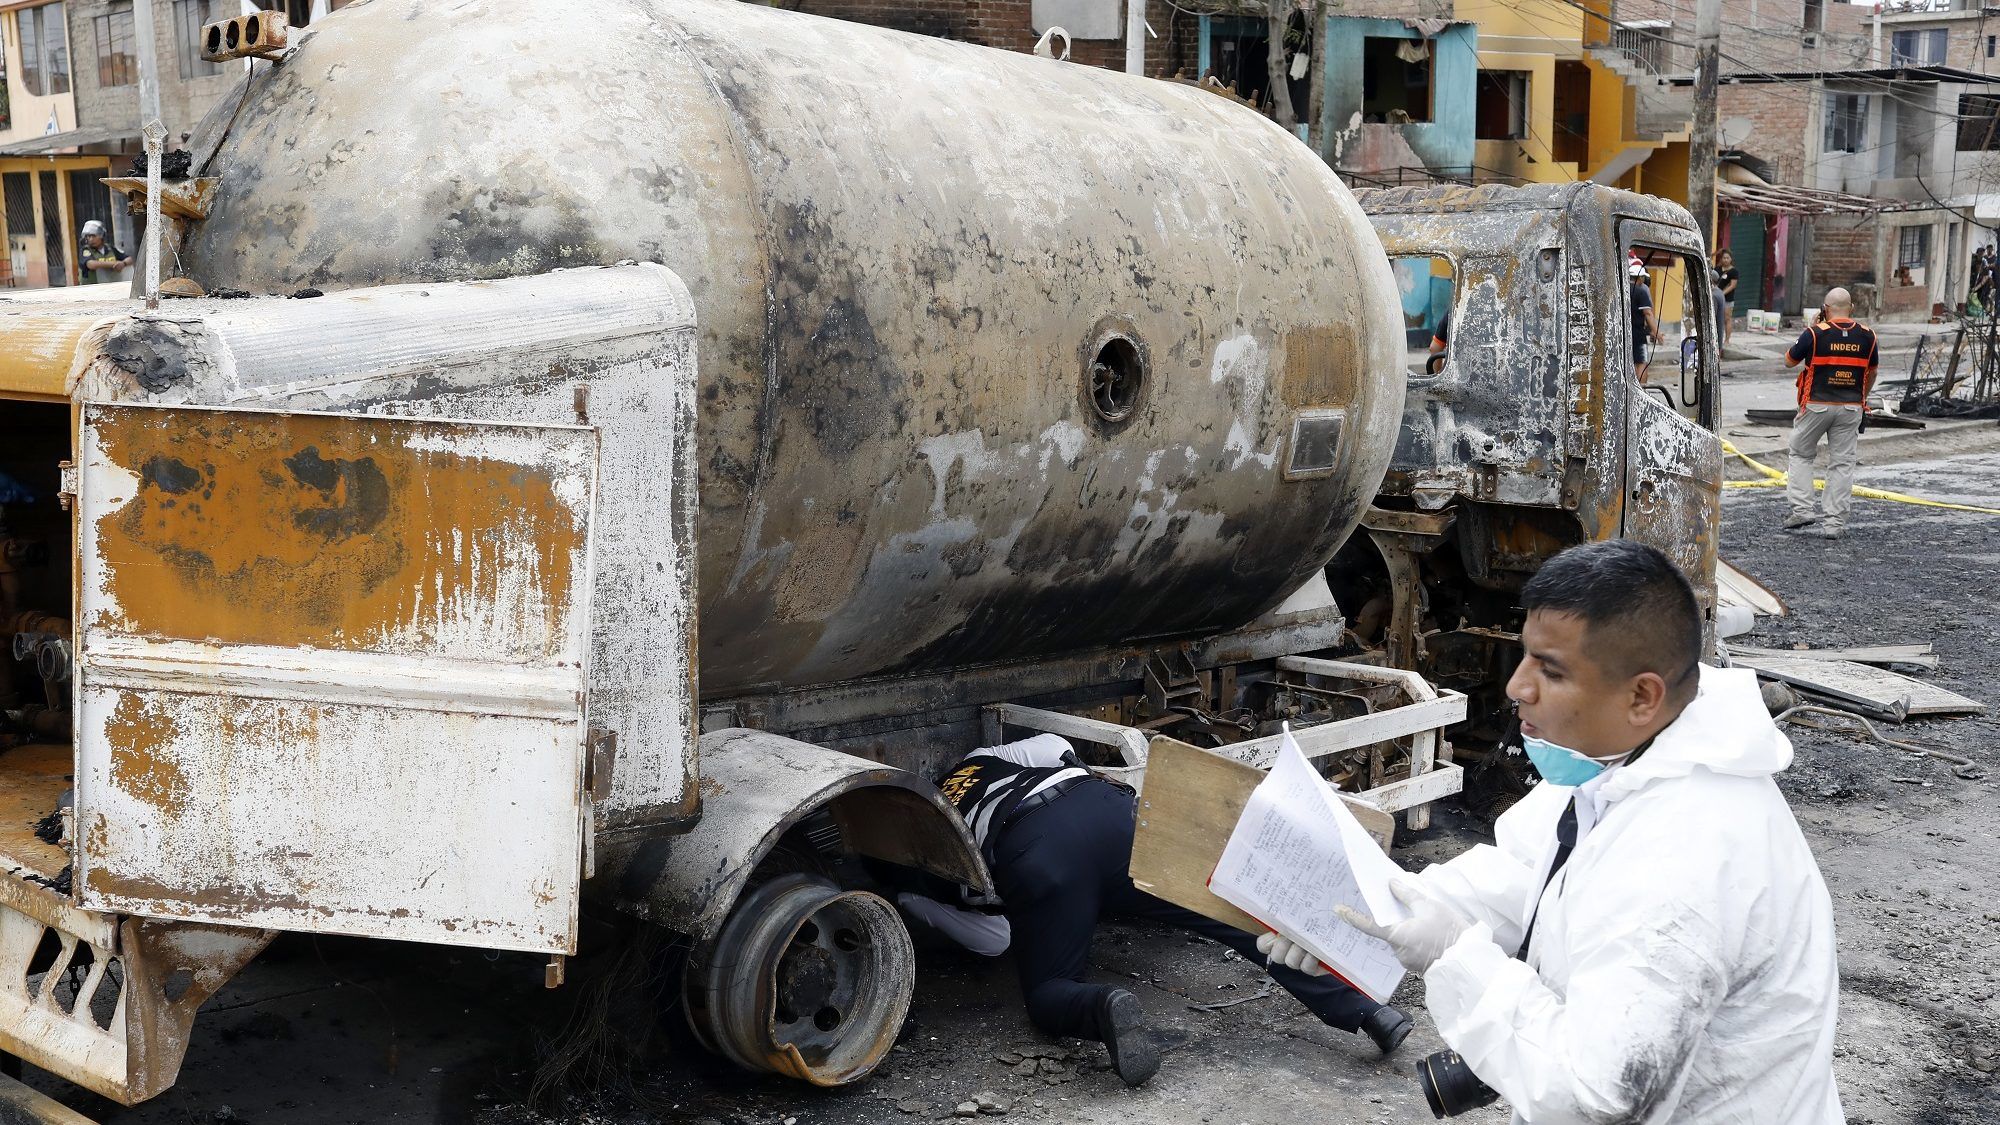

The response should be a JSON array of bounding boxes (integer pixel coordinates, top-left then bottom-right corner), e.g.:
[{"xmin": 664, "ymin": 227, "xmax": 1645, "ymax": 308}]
[{"xmin": 1787, "ymin": 406, "xmax": 1862, "ymax": 525}]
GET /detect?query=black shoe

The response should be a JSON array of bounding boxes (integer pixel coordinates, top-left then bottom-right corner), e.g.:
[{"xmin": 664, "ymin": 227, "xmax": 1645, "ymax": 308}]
[
  {"xmin": 1361, "ymin": 1005, "xmax": 1412, "ymax": 1056},
  {"xmin": 1096, "ymin": 988, "xmax": 1160, "ymax": 1088}
]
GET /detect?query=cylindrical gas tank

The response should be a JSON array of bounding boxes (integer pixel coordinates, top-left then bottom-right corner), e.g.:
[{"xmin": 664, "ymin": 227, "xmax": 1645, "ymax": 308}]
[{"xmin": 182, "ymin": 0, "xmax": 1404, "ymax": 696}]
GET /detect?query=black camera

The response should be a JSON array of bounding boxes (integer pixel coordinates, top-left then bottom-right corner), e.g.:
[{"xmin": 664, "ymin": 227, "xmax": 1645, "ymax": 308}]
[{"xmin": 1416, "ymin": 1049, "xmax": 1501, "ymax": 1118}]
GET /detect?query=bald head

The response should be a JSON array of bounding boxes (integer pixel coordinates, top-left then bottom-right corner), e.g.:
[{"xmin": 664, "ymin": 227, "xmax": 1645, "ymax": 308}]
[{"xmin": 1824, "ymin": 287, "xmax": 1853, "ymax": 313}]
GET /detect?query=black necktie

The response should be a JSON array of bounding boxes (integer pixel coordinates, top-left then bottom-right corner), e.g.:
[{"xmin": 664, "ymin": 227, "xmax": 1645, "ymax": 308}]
[{"xmin": 1515, "ymin": 796, "xmax": 1580, "ymax": 961}]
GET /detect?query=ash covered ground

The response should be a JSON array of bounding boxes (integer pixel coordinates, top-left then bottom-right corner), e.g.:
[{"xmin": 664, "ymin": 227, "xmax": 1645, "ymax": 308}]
[{"xmin": 29, "ymin": 439, "xmax": 2000, "ymax": 1125}]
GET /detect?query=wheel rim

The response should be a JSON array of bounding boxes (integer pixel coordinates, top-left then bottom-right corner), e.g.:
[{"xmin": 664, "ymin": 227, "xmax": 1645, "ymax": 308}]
[{"xmin": 683, "ymin": 874, "xmax": 913, "ymax": 1086}]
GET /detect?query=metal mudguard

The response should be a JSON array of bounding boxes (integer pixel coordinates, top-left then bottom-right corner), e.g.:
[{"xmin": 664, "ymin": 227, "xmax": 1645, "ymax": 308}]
[{"xmin": 602, "ymin": 729, "xmax": 989, "ymax": 940}]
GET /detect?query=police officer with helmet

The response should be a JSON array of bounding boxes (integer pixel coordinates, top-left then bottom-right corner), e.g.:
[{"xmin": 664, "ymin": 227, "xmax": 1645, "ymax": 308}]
[
  {"xmin": 898, "ymin": 733, "xmax": 1413, "ymax": 1088},
  {"xmin": 1783, "ymin": 287, "xmax": 1878, "ymax": 540}
]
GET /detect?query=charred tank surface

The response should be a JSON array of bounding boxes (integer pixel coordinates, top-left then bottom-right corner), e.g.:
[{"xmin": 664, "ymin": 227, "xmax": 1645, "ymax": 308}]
[{"xmin": 179, "ymin": 0, "xmax": 1405, "ymax": 696}]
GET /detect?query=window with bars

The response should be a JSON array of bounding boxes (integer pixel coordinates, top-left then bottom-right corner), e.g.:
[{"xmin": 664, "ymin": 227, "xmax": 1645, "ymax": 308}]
[
  {"xmin": 18, "ymin": 3, "xmax": 72, "ymax": 97},
  {"xmin": 2, "ymin": 174, "xmax": 35, "ymax": 249},
  {"xmin": 94, "ymin": 1, "xmax": 137, "ymax": 88},
  {"xmin": 1823, "ymin": 92, "xmax": 1868, "ymax": 154},
  {"xmin": 1898, "ymin": 225, "xmax": 1932, "ymax": 270},
  {"xmin": 1612, "ymin": 21, "xmax": 1671, "ymax": 75},
  {"xmin": 173, "ymin": 0, "xmax": 222, "ymax": 80}
]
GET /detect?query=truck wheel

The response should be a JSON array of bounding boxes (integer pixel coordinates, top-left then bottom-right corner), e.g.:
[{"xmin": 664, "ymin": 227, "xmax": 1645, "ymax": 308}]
[{"xmin": 682, "ymin": 873, "xmax": 914, "ymax": 1086}]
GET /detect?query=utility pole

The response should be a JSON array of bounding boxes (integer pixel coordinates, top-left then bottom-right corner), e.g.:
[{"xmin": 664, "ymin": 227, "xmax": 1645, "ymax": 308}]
[
  {"xmin": 1126, "ymin": 0, "xmax": 1145, "ymax": 76},
  {"xmin": 131, "ymin": 0, "xmax": 165, "ymax": 309},
  {"xmin": 1688, "ymin": 0, "xmax": 1722, "ymax": 255}
]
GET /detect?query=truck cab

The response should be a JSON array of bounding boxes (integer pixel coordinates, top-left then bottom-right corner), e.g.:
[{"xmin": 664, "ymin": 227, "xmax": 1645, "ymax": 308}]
[{"xmin": 1345, "ymin": 183, "xmax": 1724, "ymax": 770}]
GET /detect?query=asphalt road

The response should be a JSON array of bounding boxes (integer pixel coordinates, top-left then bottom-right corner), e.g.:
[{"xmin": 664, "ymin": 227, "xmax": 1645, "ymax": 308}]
[{"xmin": 22, "ymin": 438, "xmax": 2000, "ymax": 1125}]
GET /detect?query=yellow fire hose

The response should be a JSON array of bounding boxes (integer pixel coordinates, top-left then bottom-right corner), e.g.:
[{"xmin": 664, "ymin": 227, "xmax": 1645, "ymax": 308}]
[{"xmin": 1722, "ymin": 440, "xmax": 2000, "ymax": 516}]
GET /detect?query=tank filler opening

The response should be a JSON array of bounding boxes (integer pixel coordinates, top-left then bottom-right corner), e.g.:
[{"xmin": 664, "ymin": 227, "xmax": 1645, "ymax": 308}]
[{"xmin": 1088, "ymin": 336, "xmax": 1145, "ymax": 423}]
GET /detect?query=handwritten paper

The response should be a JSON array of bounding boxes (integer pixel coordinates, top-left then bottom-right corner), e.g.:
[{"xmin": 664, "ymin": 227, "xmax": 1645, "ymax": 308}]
[{"xmin": 1208, "ymin": 727, "xmax": 1408, "ymax": 1003}]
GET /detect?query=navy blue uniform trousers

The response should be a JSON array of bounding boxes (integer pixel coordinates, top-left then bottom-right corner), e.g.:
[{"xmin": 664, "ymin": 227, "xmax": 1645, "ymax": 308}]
[{"xmin": 989, "ymin": 778, "xmax": 1381, "ymax": 1041}]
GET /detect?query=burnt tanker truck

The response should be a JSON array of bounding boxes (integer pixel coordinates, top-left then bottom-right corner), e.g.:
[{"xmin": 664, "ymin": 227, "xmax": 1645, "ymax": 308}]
[{"xmin": 0, "ymin": 0, "xmax": 1719, "ymax": 1107}]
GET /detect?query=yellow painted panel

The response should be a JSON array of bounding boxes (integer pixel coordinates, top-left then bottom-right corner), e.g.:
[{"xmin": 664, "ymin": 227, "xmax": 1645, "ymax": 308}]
[
  {"xmin": 0, "ymin": 311, "xmax": 95, "ymax": 401},
  {"xmin": 82, "ymin": 405, "xmax": 595, "ymax": 661}
]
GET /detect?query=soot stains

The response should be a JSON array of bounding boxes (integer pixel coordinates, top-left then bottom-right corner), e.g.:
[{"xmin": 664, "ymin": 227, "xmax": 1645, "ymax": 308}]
[
  {"xmin": 768, "ymin": 202, "xmax": 910, "ymax": 459},
  {"xmin": 283, "ymin": 446, "xmax": 391, "ymax": 540},
  {"xmin": 141, "ymin": 456, "xmax": 206, "ymax": 496}
]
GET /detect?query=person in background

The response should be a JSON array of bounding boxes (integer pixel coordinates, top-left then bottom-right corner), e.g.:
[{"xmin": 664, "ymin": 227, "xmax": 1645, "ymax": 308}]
[
  {"xmin": 1630, "ymin": 259, "xmax": 1662, "ymax": 381},
  {"xmin": 1714, "ymin": 249, "xmax": 1739, "ymax": 347},
  {"xmin": 1261, "ymin": 541, "xmax": 1842, "ymax": 1125},
  {"xmin": 77, "ymin": 220, "xmax": 131, "ymax": 285},
  {"xmin": 1972, "ymin": 247, "xmax": 1994, "ymax": 317},
  {"xmin": 900, "ymin": 733, "xmax": 1412, "ymax": 1088},
  {"xmin": 1782, "ymin": 286, "xmax": 1878, "ymax": 540},
  {"xmin": 1426, "ymin": 311, "xmax": 1450, "ymax": 374}
]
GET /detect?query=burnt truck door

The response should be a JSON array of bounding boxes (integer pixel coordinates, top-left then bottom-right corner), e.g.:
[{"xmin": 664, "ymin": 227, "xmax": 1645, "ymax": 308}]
[
  {"xmin": 73, "ymin": 403, "xmax": 600, "ymax": 955},
  {"xmin": 1619, "ymin": 219, "xmax": 1723, "ymax": 615}
]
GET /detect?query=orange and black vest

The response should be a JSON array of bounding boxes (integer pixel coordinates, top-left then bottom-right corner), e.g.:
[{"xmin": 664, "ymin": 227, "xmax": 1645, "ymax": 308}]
[{"xmin": 1797, "ymin": 319, "xmax": 1877, "ymax": 407}]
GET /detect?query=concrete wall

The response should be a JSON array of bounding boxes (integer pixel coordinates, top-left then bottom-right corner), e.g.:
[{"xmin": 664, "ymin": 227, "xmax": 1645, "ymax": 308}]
[{"xmin": 1321, "ymin": 16, "xmax": 1477, "ymax": 175}]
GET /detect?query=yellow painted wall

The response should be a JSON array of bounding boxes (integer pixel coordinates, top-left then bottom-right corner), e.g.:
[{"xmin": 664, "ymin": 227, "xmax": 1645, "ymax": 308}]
[
  {"xmin": 0, "ymin": 155, "xmax": 115, "ymax": 288},
  {"xmin": 1, "ymin": 5, "xmax": 79, "ymax": 147},
  {"xmin": 1457, "ymin": 0, "xmax": 1583, "ymax": 42},
  {"xmin": 1637, "ymin": 140, "xmax": 1691, "ymax": 210},
  {"xmin": 1585, "ymin": 56, "xmax": 1635, "ymax": 183},
  {"xmin": 1473, "ymin": 50, "xmax": 1580, "ymax": 183}
]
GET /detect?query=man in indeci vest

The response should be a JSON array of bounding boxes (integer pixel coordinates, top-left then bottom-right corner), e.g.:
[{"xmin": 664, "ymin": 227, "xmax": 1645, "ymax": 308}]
[
  {"xmin": 899, "ymin": 733, "xmax": 1413, "ymax": 1087},
  {"xmin": 1782, "ymin": 288, "xmax": 1878, "ymax": 540}
]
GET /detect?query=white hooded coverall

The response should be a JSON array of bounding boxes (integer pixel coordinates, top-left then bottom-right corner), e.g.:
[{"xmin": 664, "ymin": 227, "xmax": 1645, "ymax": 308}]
[{"xmin": 1414, "ymin": 666, "xmax": 1842, "ymax": 1124}]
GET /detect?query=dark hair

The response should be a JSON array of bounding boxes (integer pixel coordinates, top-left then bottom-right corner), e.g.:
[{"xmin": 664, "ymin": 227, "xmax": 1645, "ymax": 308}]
[{"xmin": 1520, "ymin": 540, "xmax": 1702, "ymax": 695}]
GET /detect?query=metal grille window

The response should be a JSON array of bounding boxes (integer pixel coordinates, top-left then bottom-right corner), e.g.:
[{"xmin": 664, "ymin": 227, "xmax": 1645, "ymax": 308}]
[
  {"xmin": 18, "ymin": 2, "xmax": 72, "ymax": 97},
  {"xmin": 37, "ymin": 171, "xmax": 65, "ymax": 287},
  {"xmin": 1898, "ymin": 225, "xmax": 1932, "ymax": 271},
  {"xmin": 1612, "ymin": 20, "xmax": 1671, "ymax": 75},
  {"xmin": 66, "ymin": 168, "xmax": 113, "ymax": 248},
  {"xmin": 2, "ymin": 173, "xmax": 35, "ymax": 249},
  {"xmin": 172, "ymin": 0, "xmax": 222, "ymax": 80},
  {"xmin": 94, "ymin": 1, "xmax": 137, "ymax": 88},
  {"xmin": 1823, "ymin": 92, "xmax": 1867, "ymax": 154},
  {"xmin": 1890, "ymin": 29, "xmax": 1947, "ymax": 66}
]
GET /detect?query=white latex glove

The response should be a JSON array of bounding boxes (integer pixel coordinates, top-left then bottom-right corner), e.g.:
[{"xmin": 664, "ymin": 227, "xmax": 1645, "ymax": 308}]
[
  {"xmin": 1335, "ymin": 878, "xmax": 1473, "ymax": 974},
  {"xmin": 1255, "ymin": 930, "xmax": 1328, "ymax": 977}
]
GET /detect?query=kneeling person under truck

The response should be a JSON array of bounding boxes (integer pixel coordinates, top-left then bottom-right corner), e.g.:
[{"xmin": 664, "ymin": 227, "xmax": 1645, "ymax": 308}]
[{"xmin": 899, "ymin": 734, "xmax": 1414, "ymax": 1087}]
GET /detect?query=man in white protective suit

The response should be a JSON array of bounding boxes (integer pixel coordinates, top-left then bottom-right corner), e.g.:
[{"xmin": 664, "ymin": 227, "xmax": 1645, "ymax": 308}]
[{"xmin": 1261, "ymin": 539, "xmax": 1842, "ymax": 1123}]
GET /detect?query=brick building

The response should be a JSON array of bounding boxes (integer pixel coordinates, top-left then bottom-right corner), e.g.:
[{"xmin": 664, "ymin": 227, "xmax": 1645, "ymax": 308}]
[{"xmin": 0, "ymin": 0, "xmax": 357, "ymax": 289}]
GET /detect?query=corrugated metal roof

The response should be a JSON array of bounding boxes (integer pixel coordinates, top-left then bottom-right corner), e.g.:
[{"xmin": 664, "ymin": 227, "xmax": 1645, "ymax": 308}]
[{"xmin": 0, "ymin": 125, "xmax": 139, "ymax": 157}]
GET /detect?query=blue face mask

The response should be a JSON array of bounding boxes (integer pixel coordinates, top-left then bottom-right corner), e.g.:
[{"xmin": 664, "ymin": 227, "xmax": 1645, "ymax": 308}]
[{"xmin": 1523, "ymin": 735, "xmax": 1608, "ymax": 787}]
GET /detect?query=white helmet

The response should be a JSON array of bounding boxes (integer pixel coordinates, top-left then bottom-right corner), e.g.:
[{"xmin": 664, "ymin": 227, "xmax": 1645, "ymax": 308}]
[{"xmin": 81, "ymin": 219, "xmax": 106, "ymax": 237}]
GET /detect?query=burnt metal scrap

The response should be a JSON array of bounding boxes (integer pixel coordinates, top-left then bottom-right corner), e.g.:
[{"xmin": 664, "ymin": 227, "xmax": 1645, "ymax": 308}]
[{"xmin": 1349, "ymin": 182, "xmax": 1722, "ymax": 779}]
